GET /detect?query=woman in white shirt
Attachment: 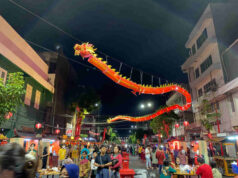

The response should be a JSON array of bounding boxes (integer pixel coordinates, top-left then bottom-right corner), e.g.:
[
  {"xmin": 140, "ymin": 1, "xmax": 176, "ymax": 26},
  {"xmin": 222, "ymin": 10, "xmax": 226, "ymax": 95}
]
[
  {"xmin": 90, "ymin": 151, "xmax": 98, "ymax": 178},
  {"xmin": 145, "ymin": 145, "xmax": 152, "ymax": 169}
]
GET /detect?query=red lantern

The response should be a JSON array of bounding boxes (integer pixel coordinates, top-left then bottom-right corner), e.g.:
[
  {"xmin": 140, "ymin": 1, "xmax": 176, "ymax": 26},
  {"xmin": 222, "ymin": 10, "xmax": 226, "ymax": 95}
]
[
  {"xmin": 35, "ymin": 123, "xmax": 42, "ymax": 129},
  {"xmin": 183, "ymin": 121, "xmax": 189, "ymax": 127},
  {"xmin": 4, "ymin": 112, "xmax": 13, "ymax": 120},
  {"xmin": 175, "ymin": 123, "xmax": 180, "ymax": 128},
  {"xmin": 55, "ymin": 129, "xmax": 60, "ymax": 134}
]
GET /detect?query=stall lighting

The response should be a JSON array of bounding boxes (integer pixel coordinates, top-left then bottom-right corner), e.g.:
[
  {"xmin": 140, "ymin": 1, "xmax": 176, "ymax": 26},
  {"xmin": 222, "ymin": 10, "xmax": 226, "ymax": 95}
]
[
  {"xmin": 228, "ymin": 136, "xmax": 238, "ymax": 140},
  {"xmin": 24, "ymin": 138, "xmax": 31, "ymax": 141},
  {"xmin": 71, "ymin": 136, "xmax": 74, "ymax": 140}
]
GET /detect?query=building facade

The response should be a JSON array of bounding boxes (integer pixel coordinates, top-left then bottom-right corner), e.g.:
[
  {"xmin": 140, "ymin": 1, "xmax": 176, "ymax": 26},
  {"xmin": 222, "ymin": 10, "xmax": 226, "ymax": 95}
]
[
  {"xmin": 181, "ymin": 1, "xmax": 238, "ymax": 138},
  {"xmin": 0, "ymin": 16, "xmax": 54, "ymax": 137}
]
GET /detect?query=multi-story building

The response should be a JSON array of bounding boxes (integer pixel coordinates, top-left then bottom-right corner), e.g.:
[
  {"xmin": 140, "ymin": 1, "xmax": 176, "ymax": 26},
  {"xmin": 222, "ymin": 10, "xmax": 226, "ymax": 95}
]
[
  {"xmin": 0, "ymin": 16, "xmax": 54, "ymax": 137},
  {"xmin": 166, "ymin": 85, "xmax": 195, "ymax": 141},
  {"xmin": 181, "ymin": 1, "xmax": 238, "ymax": 137}
]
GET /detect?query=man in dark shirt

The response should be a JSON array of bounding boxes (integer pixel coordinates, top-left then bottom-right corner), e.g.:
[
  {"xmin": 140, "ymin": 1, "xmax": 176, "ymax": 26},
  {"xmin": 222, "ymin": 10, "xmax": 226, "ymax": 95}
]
[{"xmin": 94, "ymin": 145, "xmax": 112, "ymax": 178}]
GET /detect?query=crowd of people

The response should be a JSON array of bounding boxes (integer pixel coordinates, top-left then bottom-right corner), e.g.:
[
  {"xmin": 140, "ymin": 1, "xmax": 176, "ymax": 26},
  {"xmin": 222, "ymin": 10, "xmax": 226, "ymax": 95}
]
[
  {"xmin": 0, "ymin": 142, "xmax": 123, "ymax": 178},
  {"xmin": 136, "ymin": 144, "xmax": 222, "ymax": 178}
]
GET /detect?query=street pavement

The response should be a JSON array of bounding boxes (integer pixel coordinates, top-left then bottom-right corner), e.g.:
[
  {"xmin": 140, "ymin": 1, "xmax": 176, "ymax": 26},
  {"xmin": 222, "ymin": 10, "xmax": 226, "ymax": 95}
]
[{"xmin": 129, "ymin": 155, "xmax": 158, "ymax": 178}]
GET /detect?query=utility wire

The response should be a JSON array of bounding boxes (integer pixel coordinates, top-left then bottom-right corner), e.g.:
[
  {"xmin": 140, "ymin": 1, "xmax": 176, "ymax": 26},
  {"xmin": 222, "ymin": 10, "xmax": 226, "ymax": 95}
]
[{"xmin": 7, "ymin": 0, "xmax": 172, "ymax": 84}]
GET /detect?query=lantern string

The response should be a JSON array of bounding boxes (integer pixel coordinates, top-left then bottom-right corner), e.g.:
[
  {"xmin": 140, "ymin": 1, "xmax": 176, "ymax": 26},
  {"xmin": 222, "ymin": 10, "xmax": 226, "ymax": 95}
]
[
  {"xmin": 140, "ymin": 71, "xmax": 143, "ymax": 85},
  {"xmin": 118, "ymin": 62, "xmax": 123, "ymax": 73},
  {"xmin": 8, "ymin": 0, "xmax": 173, "ymax": 85},
  {"xmin": 152, "ymin": 75, "xmax": 154, "ymax": 86}
]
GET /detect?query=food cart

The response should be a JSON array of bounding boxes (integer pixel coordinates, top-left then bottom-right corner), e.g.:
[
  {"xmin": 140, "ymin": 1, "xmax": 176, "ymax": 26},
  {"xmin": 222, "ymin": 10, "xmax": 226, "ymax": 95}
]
[{"xmin": 208, "ymin": 137, "xmax": 237, "ymax": 177}]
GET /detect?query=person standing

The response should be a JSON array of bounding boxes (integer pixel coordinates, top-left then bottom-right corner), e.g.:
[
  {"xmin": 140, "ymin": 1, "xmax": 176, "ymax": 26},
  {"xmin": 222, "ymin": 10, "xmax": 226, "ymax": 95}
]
[
  {"xmin": 79, "ymin": 151, "xmax": 91, "ymax": 178},
  {"xmin": 42, "ymin": 147, "xmax": 49, "ymax": 169},
  {"xmin": 210, "ymin": 161, "xmax": 222, "ymax": 178},
  {"xmin": 94, "ymin": 145, "xmax": 112, "ymax": 178},
  {"xmin": 110, "ymin": 146, "xmax": 122, "ymax": 178},
  {"xmin": 145, "ymin": 145, "xmax": 152, "ymax": 169},
  {"xmin": 151, "ymin": 147, "xmax": 158, "ymax": 170},
  {"xmin": 91, "ymin": 151, "xmax": 98, "ymax": 178},
  {"xmin": 58, "ymin": 145, "xmax": 67, "ymax": 167},
  {"xmin": 196, "ymin": 157, "xmax": 213, "ymax": 178},
  {"xmin": 178, "ymin": 149, "xmax": 187, "ymax": 165},
  {"xmin": 156, "ymin": 146, "xmax": 165, "ymax": 174},
  {"xmin": 190, "ymin": 145, "xmax": 195, "ymax": 165},
  {"xmin": 81, "ymin": 145, "xmax": 90, "ymax": 159}
]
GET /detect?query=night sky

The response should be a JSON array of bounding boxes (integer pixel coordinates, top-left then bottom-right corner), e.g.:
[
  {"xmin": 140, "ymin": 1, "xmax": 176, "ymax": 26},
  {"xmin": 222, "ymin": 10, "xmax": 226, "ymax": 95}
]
[{"xmin": 1, "ymin": 0, "xmax": 209, "ymax": 122}]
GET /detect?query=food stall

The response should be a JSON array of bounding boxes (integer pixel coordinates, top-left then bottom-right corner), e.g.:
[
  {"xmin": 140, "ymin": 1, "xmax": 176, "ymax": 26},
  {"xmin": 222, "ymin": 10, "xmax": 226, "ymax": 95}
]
[{"xmin": 208, "ymin": 137, "xmax": 237, "ymax": 177}]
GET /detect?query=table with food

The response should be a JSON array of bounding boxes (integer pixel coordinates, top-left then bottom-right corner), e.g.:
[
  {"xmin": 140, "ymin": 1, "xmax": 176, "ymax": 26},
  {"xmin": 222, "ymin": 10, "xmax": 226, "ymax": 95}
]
[
  {"xmin": 38, "ymin": 167, "xmax": 60, "ymax": 178},
  {"xmin": 173, "ymin": 165, "xmax": 198, "ymax": 178}
]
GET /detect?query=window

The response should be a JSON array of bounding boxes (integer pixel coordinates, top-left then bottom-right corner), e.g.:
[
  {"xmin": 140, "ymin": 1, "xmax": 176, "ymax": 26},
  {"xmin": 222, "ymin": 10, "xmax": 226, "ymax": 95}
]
[
  {"xmin": 198, "ymin": 88, "xmax": 203, "ymax": 97},
  {"xmin": 0, "ymin": 67, "xmax": 7, "ymax": 84},
  {"xmin": 197, "ymin": 28, "xmax": 208, "ymax": 49},
  {"xmin": 24, "ymin": 84, "xmax": 33, "ymax": 106},
  {"xmin": 192, "ymin": 44, "xmax": 196, "ymax": 55},
  {"xmin": 195, "ymin": 68, "xmax": 200, "ymax": 78},
  {"xmin": 204, "ymin": 79, "xmax": 216, "ymax": 93},
  {"xmin": 229, "ymin": 95, "xmax": 235, "ymax": 112},
  {"xmin": 34, "ymin": 90, "xmax": 41, "ymax": 109},
  {"xmin": 200, "ymin": 56, "xmax": 212, "ymax": 73}
]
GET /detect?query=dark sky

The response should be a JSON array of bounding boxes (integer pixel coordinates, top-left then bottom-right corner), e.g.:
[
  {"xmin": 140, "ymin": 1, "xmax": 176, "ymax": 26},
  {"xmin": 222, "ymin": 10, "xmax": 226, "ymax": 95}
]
[{"xmin": 1, "ymin": 0, "xmax": 208, "ymax": 119}]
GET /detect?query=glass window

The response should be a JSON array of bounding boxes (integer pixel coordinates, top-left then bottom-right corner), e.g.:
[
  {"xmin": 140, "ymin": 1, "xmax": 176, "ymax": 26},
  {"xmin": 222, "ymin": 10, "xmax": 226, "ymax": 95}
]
[
  {"xmin": 195, "ymin": 68, "xmax": 200, "ymax": 78},
  {"xmin": 198, "ymin": 88, "xmax": 203, "ymax": 97},
  {"xmin": 197, "ymin": 28, "xmax": 208, "ymax": 49},
  {"xmin": 204, "ymin": 79, "xmax": 216, "ymax": 93},
  {"xmin": 0, "ymin": 67, "xmax": 7, "ymax": 84},
  {"xmin": 200, "ymin": 56, "xmax": 212, "ymax": 73},
  {"xmin": 34, "ymin": 90, "xmax": 41, "ymax": 109},
  {"xmin": 24, "ymin": 84, "xmax": 33, "ymax": 106},
  {"xmin": 192, "ymin": 44, "xmax": 196, "ymax": 55}
]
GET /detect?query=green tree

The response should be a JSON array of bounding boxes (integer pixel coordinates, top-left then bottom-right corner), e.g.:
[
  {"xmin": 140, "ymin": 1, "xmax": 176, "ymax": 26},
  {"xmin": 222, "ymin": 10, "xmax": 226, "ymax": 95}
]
[
  {"xmin": 200, "ymin": 99, "xmax": 221, "ymax": 133},
  {"xmin": 129, "ymin": 133, "xmax": 137, "ymax": 144},
  {"xmin": 0, "ymin": 72, "xmax": 25, "ymax": 124},
  {"xmin": 150, "ymin": 110, "xmax": 179, "ymax": 138}
]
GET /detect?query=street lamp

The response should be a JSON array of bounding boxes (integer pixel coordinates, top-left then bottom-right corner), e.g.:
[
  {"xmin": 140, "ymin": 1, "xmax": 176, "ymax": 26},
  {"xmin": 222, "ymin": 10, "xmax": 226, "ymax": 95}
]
[
  {"xmin": 147, "ymin": 102, "xmax": 152, "ymax": 107},
  {"xmin": 140, "ymin": 104, "xmax": 145, "ymax": 109},
  {"xmin": 95, "ymin": 103, "xmax": 99, "ymax": 107}
]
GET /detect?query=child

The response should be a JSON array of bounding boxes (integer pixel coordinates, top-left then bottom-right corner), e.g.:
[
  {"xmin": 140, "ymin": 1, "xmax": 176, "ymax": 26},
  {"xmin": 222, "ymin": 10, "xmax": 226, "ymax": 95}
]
[
  {"xmin": 160, "ymin": 160, "xmax": 176, "ymax": 178},
  {"xmin": 79, "ymin": 151, "xmax": 90, "ymax": 178},
  {"xmin": 210, "ymin": 161, "xmax": 222, "ymax": 178}
]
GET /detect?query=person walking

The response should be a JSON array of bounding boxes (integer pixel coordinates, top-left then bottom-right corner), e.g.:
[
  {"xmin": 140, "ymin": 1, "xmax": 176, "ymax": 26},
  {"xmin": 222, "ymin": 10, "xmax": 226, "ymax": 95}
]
[
  {"xmin": 196, "ymin": 157, "xmax": 213, "ymax": 178},
  {"xmin": 94, "ymin": 145, "xmax": 112, "ymax": 178},
  {"xmin": 81, "ymin": 145, "xmax": 90, "ymax": 159},
  {"xmin": 110, "ymin": 146, "xmax": 122, "ymax": 178},
  {"xmin": 189, "ymin": 145, "xmax": 195, "ymax": 165},
  {"xmin": 151, "ymin": 147, "xmax": 158, "ymax": 170},
  {"xmin": 145, "ymin": 145, "xmax": 152, "ymax": 169},
  {"xmin": 156, "ymin": 146, "xmax": 165, "ymax": 174}
]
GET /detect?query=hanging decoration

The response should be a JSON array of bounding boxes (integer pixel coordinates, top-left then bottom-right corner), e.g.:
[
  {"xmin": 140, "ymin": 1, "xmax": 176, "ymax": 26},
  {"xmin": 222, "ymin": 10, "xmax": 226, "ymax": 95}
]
[
  {"xmin": 89, "ymin": 130, "xmax": 100, "ymax": 136},
  {"xmin": 102, "ymin": 128, "xmax": 107, "ymax": 143},
  {"xmin": 74, "ymin": 43, "xmax": 192, "ymax": 122},
  {"xmin": 35, "ymin": 123, "xmax": 42, "ymax": 130},
  {"xmin": 183, "ymin": 121, "xmax": 189, "ymax": 127},
  {"xmin": 55, "ymin": 124, "xmax": 60, "ymax": 134},
  {"xmin": 4, "ymin": 112, "xmax": 13, "ymax": 120},
  {"xmin": 175, "ymin": 123, "xmax": 180, "ymax": 128}
]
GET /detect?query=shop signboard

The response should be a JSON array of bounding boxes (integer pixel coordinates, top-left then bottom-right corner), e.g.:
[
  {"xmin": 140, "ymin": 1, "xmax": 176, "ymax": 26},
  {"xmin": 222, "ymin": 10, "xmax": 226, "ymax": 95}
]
[{"xmin": 66, "ymin": 123, "xmax": 73, "ymax": 136}]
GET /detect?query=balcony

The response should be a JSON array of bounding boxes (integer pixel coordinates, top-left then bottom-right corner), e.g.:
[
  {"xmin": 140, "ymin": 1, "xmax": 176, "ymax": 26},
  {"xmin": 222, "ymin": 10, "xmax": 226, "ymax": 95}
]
[
  {"xmin": 190, "ymin": 63, "xmax": 222, "ymax": 88},
  {"xmin": 182, "ymin": 37, "xmax": 217, "ymax": 71}
]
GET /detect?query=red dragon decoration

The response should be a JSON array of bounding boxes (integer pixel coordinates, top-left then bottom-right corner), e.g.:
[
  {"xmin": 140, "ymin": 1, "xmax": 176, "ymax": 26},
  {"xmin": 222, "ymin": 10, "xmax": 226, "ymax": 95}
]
[{"xmin": 74, "ymin": 43, "xmax": 192, "ymax": 123}]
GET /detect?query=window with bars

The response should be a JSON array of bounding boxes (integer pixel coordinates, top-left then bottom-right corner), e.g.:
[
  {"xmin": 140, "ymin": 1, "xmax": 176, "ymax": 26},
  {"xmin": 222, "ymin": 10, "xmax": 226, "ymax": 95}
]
[
  {"xmin": 0, "ymin": 67, "xmax": 7, "ymax": 84},
  {"xmin": 204, "ymin": 79, "xmax": 216, "ymax": 93},
  {"xmin": 192, "ymin": 44, "xmax": 196, "ymax": 55},
  {"xmin": 197, "ymin": 28, "xmax": 208, "ymax": 49},
  {"xmin": 34, "ymin": 90, "xmax": 41, "ymax": 109},
  {"xmin": 198, "ymin": 88, "xmax": 203, "ymax": 97},
  {"xmin": 195, "ymin": 68, "xmax": 200, "ymax": 79},
  {"xmin": 24, "ymin": 84, "xmax": 33, "ymax": 106},
  {"xmin": 200, "ymin": 56, "xmax": 212, "ymax": 73}
]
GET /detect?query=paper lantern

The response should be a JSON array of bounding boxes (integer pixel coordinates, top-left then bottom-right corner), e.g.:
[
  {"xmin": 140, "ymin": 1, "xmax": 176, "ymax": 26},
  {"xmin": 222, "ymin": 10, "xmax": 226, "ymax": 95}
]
[
  {"xmin": 183, "ymin": 121, "xmax": 189, "ymax": 127},
  {"xmin": 175, "ymin": 123, "xmax": 180, "ymax": 128},
  {"xmin": 55, "ymin": 129, "xmax": 60, "ymax": 134},
  {"xmin": 35, "ymin": 123, "xmax": 42, "ymax": 129},
  {"xmin": 74, "ymin": 43, "xmax": 192, "ymax": 123}
]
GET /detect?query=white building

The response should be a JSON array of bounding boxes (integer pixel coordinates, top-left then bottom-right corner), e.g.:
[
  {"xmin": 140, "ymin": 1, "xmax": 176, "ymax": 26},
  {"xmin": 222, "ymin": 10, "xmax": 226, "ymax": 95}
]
[{"xmin": 182, "ymin": 1, "xmax": 238, "ymax": 137}]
